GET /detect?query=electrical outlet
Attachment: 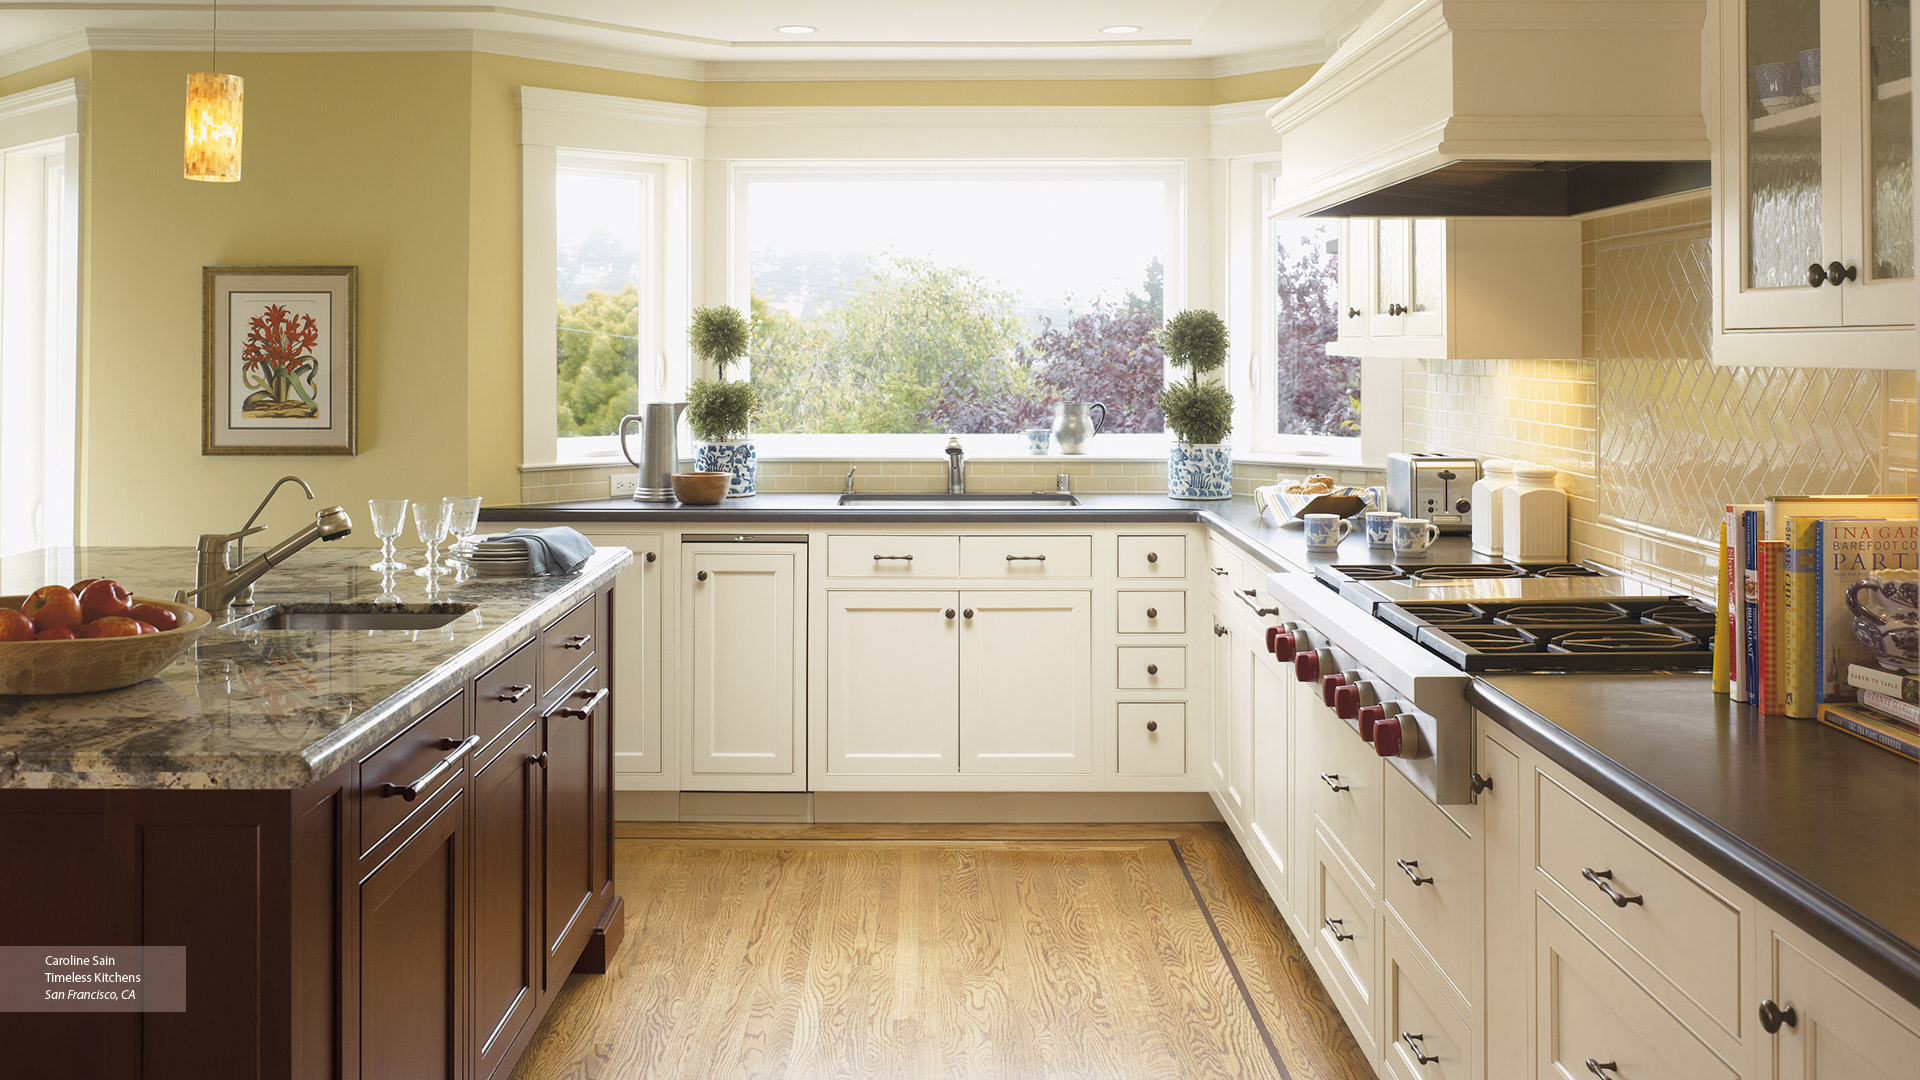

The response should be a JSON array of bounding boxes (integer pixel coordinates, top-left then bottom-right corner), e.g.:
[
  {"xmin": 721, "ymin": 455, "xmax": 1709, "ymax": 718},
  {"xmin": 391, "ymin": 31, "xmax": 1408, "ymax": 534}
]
[{"xmin": 609, "ymin": 475, "xmax": 637, "ymax": 498}]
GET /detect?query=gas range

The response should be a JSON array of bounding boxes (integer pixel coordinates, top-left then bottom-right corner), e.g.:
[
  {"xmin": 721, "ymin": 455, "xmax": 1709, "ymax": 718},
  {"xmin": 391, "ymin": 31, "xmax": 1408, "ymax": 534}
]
[{"xmin": 1263, "ymin": 560, "xmax": 1711, "ymax": 807}]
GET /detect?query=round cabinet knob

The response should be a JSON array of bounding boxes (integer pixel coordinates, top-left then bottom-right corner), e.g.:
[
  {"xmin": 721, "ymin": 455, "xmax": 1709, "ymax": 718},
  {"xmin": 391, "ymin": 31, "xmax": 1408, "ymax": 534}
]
[
  {"xmin": 944, "ymin": 608, "xmax": 956, "ymax": 620},
  {"xmin": 1758, "ymin": 999, "xmax": 1798, "ymax": 1034},
  {"xmin": 1334, "ymin": 684, "xmax": 1361, "ymax": 720},
  {"xmin": 1357, "ymin": 704, "xmax": 1387, "ymax": 742},
  {"xmin": 1321, "ymin": 672, "xmax": 1349, "ymax": 707},
  {"xmin": 1347, "ymin": 307, "xmax": 1361, "ymax": 319},
  {"xmin": 1146, "ymin": 552, "xmax": 1158, "ymax": 563},
  {"xmin": 1146, "ymin": 607, "xmax": 1158, "ymax": 619},
  {"xmin": 1294, "ymin": 650, "xmax": 1321, "ymax": 684},
  {"xmin": 1146, "ymin": 664, "xmax": 1159, "ymax": 676},
  {"xmin": 695, "ymin": 570, "xmax": 708, "ymax": 582},
  {"xmin": 1146, "ymin": 720, "xmax": 1159, "ymax": 732},
  {"xmin": 644, "ymin": 551, "xmax": 656, "ymax": 563},
  {"xmin": 963, "ymin": 608, "xmax": 975, "ymax": 620},
  {"xmin": 1373, "ymin": 716, "xmax": 1404, "ymax": 757},
  {"xmin": 1455, "ymin": 499, "xmax": 1471, "ymax": 513}
]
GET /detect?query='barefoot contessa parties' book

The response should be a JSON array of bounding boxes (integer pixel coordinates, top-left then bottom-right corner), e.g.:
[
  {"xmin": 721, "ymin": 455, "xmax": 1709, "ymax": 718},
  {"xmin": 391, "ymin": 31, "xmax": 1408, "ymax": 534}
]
[{"xmin": 1813, "ymin": 518, "xmax": 1918, "ymax": 705}]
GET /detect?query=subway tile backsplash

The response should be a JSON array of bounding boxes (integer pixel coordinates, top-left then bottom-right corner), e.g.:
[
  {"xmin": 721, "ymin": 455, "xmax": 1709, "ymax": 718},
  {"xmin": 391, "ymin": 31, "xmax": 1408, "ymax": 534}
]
[{"xmin": 1403, "ymin": 193, "xmax": 1917, "ymax": 597}]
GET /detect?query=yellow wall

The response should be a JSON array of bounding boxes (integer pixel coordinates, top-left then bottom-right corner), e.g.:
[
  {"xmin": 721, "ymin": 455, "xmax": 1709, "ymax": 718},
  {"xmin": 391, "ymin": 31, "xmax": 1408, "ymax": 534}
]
[{"xmin": 42, "ymin": 47, "xmax": 1313, "ymax": 543}]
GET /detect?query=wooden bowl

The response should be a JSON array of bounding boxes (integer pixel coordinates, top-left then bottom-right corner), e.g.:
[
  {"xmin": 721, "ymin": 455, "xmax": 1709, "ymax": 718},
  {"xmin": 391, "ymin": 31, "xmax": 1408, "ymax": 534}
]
[
  {"xmin": 0, "ymin": 596, "xmax": 213, "ymax": 695},
  {"xmin": 671, "ymin": 472, "xmax": 731, "ymax": 505}
]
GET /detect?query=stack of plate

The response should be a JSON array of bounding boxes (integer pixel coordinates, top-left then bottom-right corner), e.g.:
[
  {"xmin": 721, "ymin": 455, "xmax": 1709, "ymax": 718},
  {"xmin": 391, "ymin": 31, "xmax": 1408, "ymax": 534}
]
[{"xmin": 462, "ymin": 538, "xmax": 533, "ymax": 577}]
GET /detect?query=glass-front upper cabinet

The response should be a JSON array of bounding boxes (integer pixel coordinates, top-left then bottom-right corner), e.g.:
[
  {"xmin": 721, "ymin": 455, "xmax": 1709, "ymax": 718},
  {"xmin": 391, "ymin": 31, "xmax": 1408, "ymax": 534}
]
[
  {"xmin": 1716, "ymin": 0, "xmax": 1915, "ymax": 363},
  {"xmin": 1364, "ymin": 219, "xmax": 1446, "ymax": 339}
]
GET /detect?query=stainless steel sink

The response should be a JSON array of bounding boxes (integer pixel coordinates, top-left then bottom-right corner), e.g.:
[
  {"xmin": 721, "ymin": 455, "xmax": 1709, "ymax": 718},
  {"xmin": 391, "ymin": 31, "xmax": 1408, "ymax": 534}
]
[
  {"xmin": 837, "ymin": 492, "xmax": 1081, "ymax": 508},
  {"xmin": 225, "ymin": 603, "xmax": 476, "ymax": 632}
]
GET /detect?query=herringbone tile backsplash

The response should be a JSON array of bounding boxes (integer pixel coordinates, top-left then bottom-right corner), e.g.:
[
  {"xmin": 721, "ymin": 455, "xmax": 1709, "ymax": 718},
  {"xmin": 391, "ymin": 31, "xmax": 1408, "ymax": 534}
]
[{"xmin": 1405, "ymin": 193, "xmax": 1917, "ymax": 597}]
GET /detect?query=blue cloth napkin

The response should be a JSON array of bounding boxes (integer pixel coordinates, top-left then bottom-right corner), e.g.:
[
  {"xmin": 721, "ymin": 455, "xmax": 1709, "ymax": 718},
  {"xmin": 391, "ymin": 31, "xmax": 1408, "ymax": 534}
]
[{"xmin": 487, "ymin": 527, "xmax": 596, "ymax": 576}]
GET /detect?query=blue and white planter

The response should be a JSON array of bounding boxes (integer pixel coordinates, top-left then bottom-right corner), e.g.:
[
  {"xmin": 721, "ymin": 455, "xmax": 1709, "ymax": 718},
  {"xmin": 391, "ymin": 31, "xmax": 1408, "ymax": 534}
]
[
  {"xmin": 695, "ymin": 438, "xmax": 758, "ymax": 498},
  {"xmin": 1167, "ymin": 442, "xmax": 1233, "ymax": 500}
]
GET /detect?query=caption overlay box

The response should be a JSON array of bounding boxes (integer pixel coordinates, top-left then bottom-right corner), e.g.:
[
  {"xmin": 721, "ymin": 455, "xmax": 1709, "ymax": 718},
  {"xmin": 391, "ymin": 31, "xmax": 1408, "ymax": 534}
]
[{"xmin": 0, "ymin": 947, "xmax": 186, "ymax": 1012}]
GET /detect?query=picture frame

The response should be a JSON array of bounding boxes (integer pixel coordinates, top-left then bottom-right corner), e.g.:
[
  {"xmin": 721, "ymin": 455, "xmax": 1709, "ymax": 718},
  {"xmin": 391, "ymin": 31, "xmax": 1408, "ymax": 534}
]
[{"xmin": 203, "ymin": 265, "xmax": 358, "ymax": 455}]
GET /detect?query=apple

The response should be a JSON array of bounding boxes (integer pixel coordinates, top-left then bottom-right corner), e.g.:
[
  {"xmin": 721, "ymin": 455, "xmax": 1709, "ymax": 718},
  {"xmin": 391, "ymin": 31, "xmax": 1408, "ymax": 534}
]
[
  {"xmin": 0, "ymin": 608, "xmax": 33, "ymax": 642},
  {"xmin": 77, "ymin": 580, "xmax": 134, "ymax": 623},
  {"xmin": 79, "ymin": 617, "xmax": 145, "ymax": 639},
  {"xmin": 127, "ymin": 603, "xmax": 180, "ymax": 632},
  {"xmin": 70, "ymin": 578, "xmax": 99, "ymax": 595},
  {"xmin": 21, "ymin": 586, "xmax": 82, "ymax": 634},
  {"xmin": 34, "ymin": 627, "xmax": 77, "ymax": 641}
]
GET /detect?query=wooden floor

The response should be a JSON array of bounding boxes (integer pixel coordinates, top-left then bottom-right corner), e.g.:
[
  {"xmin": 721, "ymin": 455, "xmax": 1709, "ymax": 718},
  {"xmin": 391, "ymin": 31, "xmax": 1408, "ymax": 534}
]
[{"xmin": 511, "ymin": 823, "xmax": 1374, "ymax": 1080}]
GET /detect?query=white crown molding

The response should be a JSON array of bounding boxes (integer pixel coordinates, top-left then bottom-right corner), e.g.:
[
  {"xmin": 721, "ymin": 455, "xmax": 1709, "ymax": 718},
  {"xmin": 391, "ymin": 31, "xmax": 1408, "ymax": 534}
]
[
  {"xmin": 469, "ymin": 30, "xmax": 706, "ymax": 81},
  {"xmin": 80, "ymin": 27, "xmax": 478, "ymax": 53},
  {"xmin": 0, "ymin": 29, "xmax": 90, "ymax": 79},
  {"xmin": 702, "ymin": 104, "xmax": 1215, "ymax": 129},
  {"xmin": 516, "ymin": 86, "xmax": 705, "ymax": 127},
  {"xmin": 1208, "ymin": 98, "xmax": 1284, "ymax": 127},
  {"xmin": 0, "ymin": 76, "xmax": 86, "ymax": 145},
  {"xmin": 701, "ymin": 58, "xmax": 1216, "ymax": 82},
  {"xmin": 1209, "ymin": 43, "xmax": 1336, "ymax": 79}
]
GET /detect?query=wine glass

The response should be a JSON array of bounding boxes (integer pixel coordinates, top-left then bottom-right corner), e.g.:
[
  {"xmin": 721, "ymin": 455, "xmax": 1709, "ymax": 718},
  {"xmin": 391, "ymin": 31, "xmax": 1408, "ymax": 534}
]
[
  {"xmin": 444, "ymin": 496, "xmax": 483, "ymax": 579},
  {"xmin": 368, "ymin": 498, "xmax": 410, "ymax": 572},
  {"xmin": 413, "ymin": 499, "xmax": 452, "ymax": 577}
]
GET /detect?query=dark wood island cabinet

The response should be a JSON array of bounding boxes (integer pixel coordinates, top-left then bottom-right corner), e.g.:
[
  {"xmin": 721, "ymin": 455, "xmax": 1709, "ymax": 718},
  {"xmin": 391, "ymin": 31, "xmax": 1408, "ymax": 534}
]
[{"xmin": 0, "ymin": 554, "xmax": 624, "ymax": 1080}]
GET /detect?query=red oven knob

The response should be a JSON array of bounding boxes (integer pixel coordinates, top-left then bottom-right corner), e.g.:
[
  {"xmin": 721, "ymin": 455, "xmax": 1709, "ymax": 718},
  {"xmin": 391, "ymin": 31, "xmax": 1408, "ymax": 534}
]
[
  {"xmin": 1334, "ymin": 683, "xmax": 1360, "ymax": 719},
  {"xmin": 1321, "ymin": 672, "xmax": 1349, "ymax": 707},
  {"xmin": 1357, "ymin": 704, "xmax": 1386, "ymax": 741},
  {"xmin": 1373, "ymin": 716, "xmax": 1403, "ymax": 757},
  {"xmin": 1294, "ymin": 650, "xmax": 1321, "ymax": 684},
  {"xmin": 1265, "ymin": 625, "xmax": 1286, "ymax": 655},
  {"xmin": 1272, "ymin": 632, "xmax": 1297, "ymax": 661}
]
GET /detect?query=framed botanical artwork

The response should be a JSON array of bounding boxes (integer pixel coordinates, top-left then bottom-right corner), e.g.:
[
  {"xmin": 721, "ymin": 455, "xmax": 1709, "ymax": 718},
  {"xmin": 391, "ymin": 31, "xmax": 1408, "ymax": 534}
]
[{"xmin": 203, "ymin": 265, "xmax": 358, "ymax": 455}]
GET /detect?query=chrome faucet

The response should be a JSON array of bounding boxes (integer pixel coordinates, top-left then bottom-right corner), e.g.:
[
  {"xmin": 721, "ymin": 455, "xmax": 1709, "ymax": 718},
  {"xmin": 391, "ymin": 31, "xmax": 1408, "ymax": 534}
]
[
  {"xmin": 178, "ymin": 504, "xmax": 353, "ymax": 613},
  {"xmin": 945, "ymin": 438, "xmax": 965, "ymax": 495},
  {"xmin": 843, "ymin": 465, "xmax": 858, "ymax": 496}
]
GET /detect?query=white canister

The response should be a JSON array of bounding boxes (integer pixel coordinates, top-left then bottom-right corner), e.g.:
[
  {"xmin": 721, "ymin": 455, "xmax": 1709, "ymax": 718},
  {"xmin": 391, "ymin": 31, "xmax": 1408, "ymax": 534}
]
[
  {"xmin": 1501, "ymin": 465, "xmax": 1568, "ymax": 562},
  {"xmin": 1470, "ymin": 459, "xmax": 1521, "ymax": 556}
]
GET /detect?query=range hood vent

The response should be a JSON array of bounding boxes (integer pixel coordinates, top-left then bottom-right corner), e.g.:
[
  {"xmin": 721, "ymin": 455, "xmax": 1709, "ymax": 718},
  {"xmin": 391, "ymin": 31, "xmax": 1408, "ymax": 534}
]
[{"xmin": 1266, "ymin": 0, "xmax": 1711, "ymax": 218}]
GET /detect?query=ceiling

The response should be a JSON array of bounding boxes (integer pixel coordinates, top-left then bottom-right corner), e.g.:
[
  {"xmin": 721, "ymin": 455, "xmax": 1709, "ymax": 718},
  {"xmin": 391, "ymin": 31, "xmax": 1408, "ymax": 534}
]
[{"xmin": 0, "ymin": 0, "xmax": 1372, "ymax": 78}]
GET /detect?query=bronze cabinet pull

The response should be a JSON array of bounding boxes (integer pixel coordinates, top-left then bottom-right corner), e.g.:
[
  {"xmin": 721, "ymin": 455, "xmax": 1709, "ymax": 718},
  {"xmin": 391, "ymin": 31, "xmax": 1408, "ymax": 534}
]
[
  {"xmin": 380, "ymin": 735, "xmax": 480, "ymax": 802},
  {"xmin": 1400, "ymin": 1032, "xmax": 1439, "ymax": 1066},
  {"xmin": 495, "ymin": 684, "xmax": 533, "ymax": 703},
  {"xmin": 561, "ymin": 634, "xmax": 592, "ymax": 650},
  {"xmin": 1580, "ymin": 867, "xmax": 1643, "ymax": 908},
  {"xmin": 1324, "ymin": 917, "xmax": 1353, "ymax": 942},
  {"xmin": 549, "ymin": 687, "xmax": 609, "ymax": 720}
]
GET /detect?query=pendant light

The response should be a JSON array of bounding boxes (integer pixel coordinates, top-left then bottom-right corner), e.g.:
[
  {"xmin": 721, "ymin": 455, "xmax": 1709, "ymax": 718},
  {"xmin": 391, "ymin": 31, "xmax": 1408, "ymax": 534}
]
[{"xmin": 183, "ymin": 0, "xmax": 242, "ymax": 182}]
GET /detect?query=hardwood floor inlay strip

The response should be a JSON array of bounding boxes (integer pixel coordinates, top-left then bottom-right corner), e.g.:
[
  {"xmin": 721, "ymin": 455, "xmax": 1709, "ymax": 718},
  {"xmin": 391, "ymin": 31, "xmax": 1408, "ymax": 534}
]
[{"xmin": 1167, "ymin": 838, "xmax": 1293, "ymax": 1080}]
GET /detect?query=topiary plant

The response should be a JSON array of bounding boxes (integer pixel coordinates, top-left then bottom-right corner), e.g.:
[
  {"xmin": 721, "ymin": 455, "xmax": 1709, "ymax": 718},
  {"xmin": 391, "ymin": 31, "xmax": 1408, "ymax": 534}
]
[
  {"xmin": 1158, "ymin": 309, "xmax": 1233, "ymax": 444},
  {"xmin": 687, "ymin": 379, "xmax": 757, "ymax": 442},
  {"xmin": 689, "ymin": 305, "xmax": 750, "ymax": 378}
]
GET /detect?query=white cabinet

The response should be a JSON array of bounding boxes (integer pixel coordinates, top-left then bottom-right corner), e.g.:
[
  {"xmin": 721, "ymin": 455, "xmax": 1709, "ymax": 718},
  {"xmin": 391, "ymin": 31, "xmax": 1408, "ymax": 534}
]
[
  {"xmin": 1329, "ymin": 218, "xmax": 1581, "ymax": 360},
  {"xmin": 824, "ymin": 591, "xmax": 959, "ymax": 774},
  {"xmin": 1764, "ymin": 932, "xmax": 1920, "ymax": 1080},
  {"xmin": 1712, "ymin": 0, "xmax": 1916, "ymax": 364},
  {"xmin": 1208, "ymin": 612, "xmax": 1254, "ymax": 829},
  {"xmin": 959, "ymin": 591, "xmax": 1092, "ymax": 774},
  {"xmin": 1247, "ymin": 650, "xmax": 1291, "ymax": 905},
  {"xmin": 570, "ymin": 529, "xmax": 666, "ymax": 785},
  {"xmin": 681, "ymin": 543, "xmax": 807, "ymax": 790}
]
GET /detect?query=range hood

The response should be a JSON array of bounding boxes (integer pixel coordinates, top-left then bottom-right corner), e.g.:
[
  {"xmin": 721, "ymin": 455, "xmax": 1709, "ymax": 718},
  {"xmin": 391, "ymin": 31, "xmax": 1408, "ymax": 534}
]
[{"xmin": 1266, "ymin": 0, "xmax": 1711, "ymax": 218}]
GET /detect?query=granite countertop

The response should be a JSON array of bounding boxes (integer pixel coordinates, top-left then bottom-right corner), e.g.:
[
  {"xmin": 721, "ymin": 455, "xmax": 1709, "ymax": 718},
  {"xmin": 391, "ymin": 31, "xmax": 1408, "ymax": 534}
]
[
  {"xmin": 1471, "ymin": 675, "xmax": 1920, "ymax": 1005},
  {"xmin": 0, "ymin": 545, "xmax": 630, "ymax": 790}
]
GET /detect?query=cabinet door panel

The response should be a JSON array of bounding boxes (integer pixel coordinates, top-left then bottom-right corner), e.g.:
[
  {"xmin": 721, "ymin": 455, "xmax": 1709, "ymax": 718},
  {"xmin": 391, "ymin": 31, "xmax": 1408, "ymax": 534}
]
[
  {"xmin": 360, "ymin": 786, "xmax": 467, "ymax": 1080},
  {"xmin": 1227, "ymin": 624, "xmax": 1255, "ymax": 823},
  {"xmin": 1844, "ymin": 0, "xmax": 1916, "ymax": 326},
  {"xmin": 958, "ymin": 591, "xmax": 1090, "ymax": 774},
  {"xmin": 1248, "ymin": 652, "xmax": 1290, "ymax": 903},
  {"xmin": 684, "ymin": 545, "xmax": 806, "ymax": 783},
  {"xmin": 1340, "ymin": 219, "xmax": 1373, "ymax": 341},
  {"xmin": 1772, "ymin": 934, "xmax": 1920, "ymax": 1080},
  {"xmin": 826, "ymin": 591, "xmax": 959, "ymax": 774},
  {"xmin": 472, "ymin": 720, "xmax": 539, "ymax": 1079},
  {"xmin": 1479, "ymin": 728, "xmax": 1527, "ymax": 1080},
  {"xmin": 581, "ymin": 530, "xmax": 663, "ymax": 778},
  {"xmin": 1209, "ymin": 613, "xmax": 1235, "ymax": 823},
  {"xmin": 543, "ymin": 669, "xmax": 600, "ymax": 988},
  {"xmin": 1371, "ymin": 219, "xmax": 1410, "ymax": 337}
]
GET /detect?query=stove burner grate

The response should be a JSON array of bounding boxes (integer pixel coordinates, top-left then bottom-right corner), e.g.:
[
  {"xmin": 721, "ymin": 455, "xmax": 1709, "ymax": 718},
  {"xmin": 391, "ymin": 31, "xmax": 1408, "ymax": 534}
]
[
  {"xmin": 1640, "ymin": 602, "xmax": 1718, "ymax": 627},
  {"xmin": 1547, "ymin": 626, "xmax": 1703, "ymax": 653},
  {"xmin": 1409, "ymin": 564, "xmax": 1525, "ymax": 580},
  {"xmin": 1402, "ymin": 603, "xmax": 1487, "ymax": 624},
  {"xmin": 1420, "ymin": 626, "xmax": 1543, "ymax": 654},
  {"xmin": 1495, "ymin": 604, "xmax": 1634, "ymax": 627},
  {"xmin": 1327, "ymin": 565, "xmax": 1407, "ymax": 581},
  {"xmin": 1520, "ymin": 563, "xmax": 1608, "ymax": 578}
]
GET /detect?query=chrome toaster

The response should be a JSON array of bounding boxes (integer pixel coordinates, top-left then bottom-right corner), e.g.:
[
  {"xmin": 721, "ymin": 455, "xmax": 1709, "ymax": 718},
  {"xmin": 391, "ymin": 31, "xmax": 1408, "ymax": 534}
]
[{"xmin": 1386, "ymin": 453, "xmax": 1481, "ymax": 533}]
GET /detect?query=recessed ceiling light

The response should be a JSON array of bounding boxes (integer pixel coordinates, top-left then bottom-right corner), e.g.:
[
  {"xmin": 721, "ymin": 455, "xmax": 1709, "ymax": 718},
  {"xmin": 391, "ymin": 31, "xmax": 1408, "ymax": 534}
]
[
  {"xmin": 776, "ymin": 25, "xmax": 817, "ymax": 35},
  {"xmin": 1101, "ymin": 25, "xmax": 1142, "ymax": 35}
]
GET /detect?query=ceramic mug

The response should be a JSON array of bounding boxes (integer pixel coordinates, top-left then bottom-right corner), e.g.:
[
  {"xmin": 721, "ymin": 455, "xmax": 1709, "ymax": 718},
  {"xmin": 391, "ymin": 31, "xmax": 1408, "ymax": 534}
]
[
  {"xmin": 1365, "ymin": 511, "xmax": 1401, "ymax": 549},
  {"xmin": 1023, "ymin": 428, "xmax": 1052, "ymax": 455},
  {"xmin": 1392, "ymin": 517, "xmax": 1442, "ymax": 557},
  {"xmin": 1304, "ymin": 513, "xmax": 1353, "ymax": 551}
]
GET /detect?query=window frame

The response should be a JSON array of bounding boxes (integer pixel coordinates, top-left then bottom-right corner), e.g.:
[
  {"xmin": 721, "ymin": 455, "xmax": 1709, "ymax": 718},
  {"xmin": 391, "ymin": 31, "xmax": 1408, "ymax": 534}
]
[
  {"xmin": 1248, "ymin": 164, "xmax": 1360, "ymax": 461},
  {"xmin": 728, "ymin": 159, "xmax": 1185, "ymax": 459}
]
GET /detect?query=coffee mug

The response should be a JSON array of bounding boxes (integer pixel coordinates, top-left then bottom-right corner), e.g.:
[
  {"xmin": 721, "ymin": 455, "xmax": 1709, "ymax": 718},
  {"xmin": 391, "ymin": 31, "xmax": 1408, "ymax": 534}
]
[
  {"xmin": 1392, "ymin": 517, "xmax": 1442, "ymax": 557},
  {"xmin": 1023, "ymin": 428, "xmax": 1052, "ymax": 455},
  {"xmin": 1365, "ymin": 511, "xmax": 1401, "ymax": 548},
  {"xmin": 1304, "ymin": 513, "xmax": 1352, "ymax": 550}
]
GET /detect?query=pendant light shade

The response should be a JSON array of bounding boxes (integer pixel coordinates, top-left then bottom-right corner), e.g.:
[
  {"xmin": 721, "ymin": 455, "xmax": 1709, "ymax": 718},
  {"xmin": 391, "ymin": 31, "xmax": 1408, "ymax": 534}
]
[{"xmin": 184, "ymin": 71, "xmax": 243, "ymax": 182}]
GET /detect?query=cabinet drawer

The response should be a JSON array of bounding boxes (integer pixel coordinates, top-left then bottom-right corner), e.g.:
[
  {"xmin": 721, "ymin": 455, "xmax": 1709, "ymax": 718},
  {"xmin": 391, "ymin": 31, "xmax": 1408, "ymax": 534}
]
[
  {"xmin": 1537, "ymin": 774, "xmax": 1742, "ymax": 1032},
  {"xmin": 1205, "ymin": 536, "xmax": 1244, "ymax": 592},
  {"xmin": 1383, "ymin": 765, "xmax": 1478, "ymax": 1004},
  {"xmin": 538, "ymin": 593, "xmax": 597, "ymax": 701},
  {"xmin": 1117, "ymin": 535, "xmax": 1187, "ymax": 578},
  {"xmin": 1306, "ymin": 699, "xmax": 1385, "ymax": 893},
  {"xmin": 473, "ymin": 637, "xmax": 538, "ymax": 750},
  {"xmin": 1116, "ymin": 703, "xmax": 1185, "ymax": 775},
  {"xmin": 1536, "ymin": 896, "xmax": 1735, "ymax": 1080},
  {"xmin": 1117, "ymin": 591, "xmax": 1185, "ymax": 634},
  {"xmin": 826, "ymin": 533, "xmax": 959, "ymax": 578},
  {"xmin": 1314, "ymin": 829, "xmax": 1378, "ymax": 1054},
  {"xmin": 360, "ymin": 689, "xmax": 469, "ymax": 856},
  {"xmin": 1384, "ymin": 921, "xmax": 1473, "ymax": 1080},
  {"xmin": 959, "ymin": 534, "xmax": 1092, "ymax": 578},
  {"xmin": 1117, "ymin": 646, "xmax": 1186, "ymax": 690}
]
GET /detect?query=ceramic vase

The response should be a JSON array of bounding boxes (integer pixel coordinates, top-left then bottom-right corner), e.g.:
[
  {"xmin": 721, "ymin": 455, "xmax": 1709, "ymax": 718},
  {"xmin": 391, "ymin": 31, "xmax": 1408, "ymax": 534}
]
[
  {"xmin": 695, "ymin": 438, "xmax": 758, "ymax": 498},
  {"xmin": 1167, "ymin": 442, "xmax": 1232, "ymax": 500}
]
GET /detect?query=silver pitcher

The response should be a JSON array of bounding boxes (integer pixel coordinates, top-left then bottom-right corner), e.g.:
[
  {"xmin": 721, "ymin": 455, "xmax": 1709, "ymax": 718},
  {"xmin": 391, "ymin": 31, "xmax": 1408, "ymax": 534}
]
[
  {"xmin": 1051, "ymin": 401, "xmax": 1107, "ymax": 455},
  {"xmin": 618, "ymin": 401, "xmax": 687, "ymax": 502}
]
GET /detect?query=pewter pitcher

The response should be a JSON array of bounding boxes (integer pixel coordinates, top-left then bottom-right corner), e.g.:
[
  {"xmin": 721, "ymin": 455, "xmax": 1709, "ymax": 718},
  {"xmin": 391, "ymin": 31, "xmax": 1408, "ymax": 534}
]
[
  {"xmin": 618, "ymin": 401, "xmax": 688, "ymax": 502},
  {"xmin": 1050, "ymin": 401, "xmax": 1107, "ymax": 455}
]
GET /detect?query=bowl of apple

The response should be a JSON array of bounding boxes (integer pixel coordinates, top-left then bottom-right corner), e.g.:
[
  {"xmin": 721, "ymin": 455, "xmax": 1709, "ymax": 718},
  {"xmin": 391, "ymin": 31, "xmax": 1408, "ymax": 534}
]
[{"xmin": 0, "ymin": 580, "xmax": 212, "ymax": 695}]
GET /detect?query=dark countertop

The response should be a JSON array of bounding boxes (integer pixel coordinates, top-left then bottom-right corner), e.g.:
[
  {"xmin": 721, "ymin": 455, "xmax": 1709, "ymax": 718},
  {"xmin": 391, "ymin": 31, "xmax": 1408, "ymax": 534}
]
[{"xmin": 1472, "ymin": 675, "xmax": 1920, "ymax": 1005}]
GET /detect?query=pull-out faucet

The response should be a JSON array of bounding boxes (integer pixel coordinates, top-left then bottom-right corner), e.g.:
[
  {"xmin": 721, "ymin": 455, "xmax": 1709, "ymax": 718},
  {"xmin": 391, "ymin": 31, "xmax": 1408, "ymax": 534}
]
[
  {"xmin": 178, "ymin": 504, "xmax": 353, "ymax": 613},
  {"xmin": 945, "ymin": 438, "xmax": 965, "ymax": 494}
]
